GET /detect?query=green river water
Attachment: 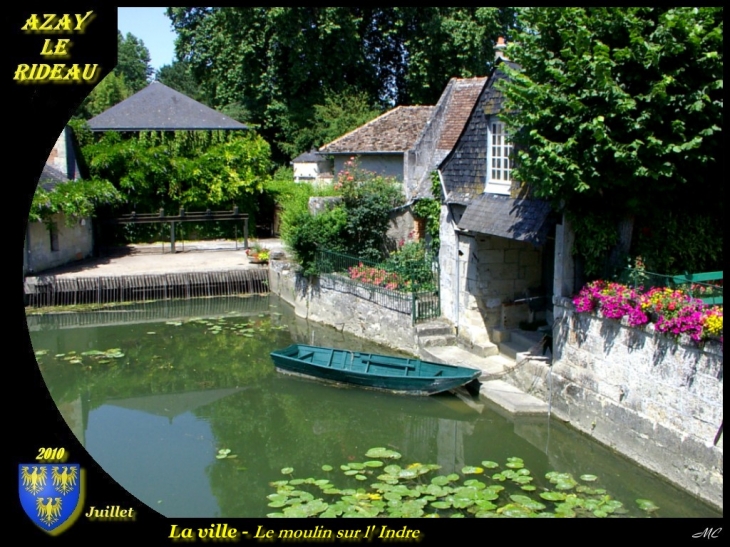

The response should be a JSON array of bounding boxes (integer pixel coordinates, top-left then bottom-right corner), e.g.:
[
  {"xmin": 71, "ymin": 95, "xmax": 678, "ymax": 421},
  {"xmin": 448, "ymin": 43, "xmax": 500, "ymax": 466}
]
[{"xmin": 26, "ymin": 295, "xmax": 721, "ymax": 518}]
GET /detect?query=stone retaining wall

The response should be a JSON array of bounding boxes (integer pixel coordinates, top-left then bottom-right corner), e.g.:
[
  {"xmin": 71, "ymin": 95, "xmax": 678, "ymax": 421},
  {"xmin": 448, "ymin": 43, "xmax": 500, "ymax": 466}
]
[
  {"xmin": 505, "ymin": 296, "xmax": 723, "ymax": 510},
  {"xmin": 268, "ymin": 260, "xmax": 418, "ymax": 355}
]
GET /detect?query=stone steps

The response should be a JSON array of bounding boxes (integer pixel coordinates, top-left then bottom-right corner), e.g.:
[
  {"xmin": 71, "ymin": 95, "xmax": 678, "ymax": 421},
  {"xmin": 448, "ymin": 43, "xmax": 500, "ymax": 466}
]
[{"xmin": 417, "ymin": 322, "xmax": 550, "ymax": 415}]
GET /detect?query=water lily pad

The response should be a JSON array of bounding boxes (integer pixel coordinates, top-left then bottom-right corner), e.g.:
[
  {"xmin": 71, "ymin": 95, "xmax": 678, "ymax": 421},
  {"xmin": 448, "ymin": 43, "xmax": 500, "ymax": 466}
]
[
  {"xmin": 363, "ymin": 460, "xmax": 383, "ymax": 467},
  {"xmin": 580, "ymin": 474, "xmax": 598, "ymax": 482},
  {"xmin": 498, "ymin": 503, "xmax": 532, "ymax": 517},
  {"xmin": 365, "ymin": 447, "xmax": 402, "ymax": 459},
  {"xmin": 281, "ymin": 467, "xmax": 294, "ymax": 475},
  {"xmin": 636, "ymin": 499, "xmax": 659, "ymax": 512},
  {"xmin": 520, "ymin": 485, "xmax": 537, "ymax": 492},
  {"xmin": 539, "ymin": 491, "xmax": 566, "ymax": 501},
  {"xmin": 481, "ymin": 460, "xmax": 499, "ymax": 469},
  {"xmin": 321, "ymin": 465, "xmax": 333, "ymax": 472},
  {"xmin": 461, "ymin": 466, "xmax": 484, "ymax": 475},
  {"xmin": 397, "ymin": 469, "xmax": 418, "ymax": 480}
]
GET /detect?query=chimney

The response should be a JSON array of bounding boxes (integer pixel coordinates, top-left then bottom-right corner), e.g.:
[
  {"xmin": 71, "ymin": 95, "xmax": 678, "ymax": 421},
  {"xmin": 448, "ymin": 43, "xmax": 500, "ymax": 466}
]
[{"xmin": 494, "ymin": 37, "xmax": 507, "ymax": 61}]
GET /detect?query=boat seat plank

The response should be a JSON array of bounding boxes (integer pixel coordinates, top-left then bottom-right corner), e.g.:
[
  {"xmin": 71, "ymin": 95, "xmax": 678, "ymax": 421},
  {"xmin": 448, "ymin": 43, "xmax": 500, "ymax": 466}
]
[{"xmin": 298, "ymin": 351, "xmax": 315, "ymax": 362}]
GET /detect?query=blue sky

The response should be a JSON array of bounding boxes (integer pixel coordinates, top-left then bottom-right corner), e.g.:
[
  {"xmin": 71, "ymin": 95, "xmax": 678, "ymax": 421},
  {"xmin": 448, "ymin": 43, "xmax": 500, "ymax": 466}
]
[{"xmin": 118, "ymin": 7, "xmax": 177, "ymax": 73}]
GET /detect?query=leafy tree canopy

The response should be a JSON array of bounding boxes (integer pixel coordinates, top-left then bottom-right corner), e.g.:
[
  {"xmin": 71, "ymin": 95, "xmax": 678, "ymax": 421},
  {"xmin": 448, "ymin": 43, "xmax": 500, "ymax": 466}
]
[
  {"xmin": 167, "ymin": 7, "xmax": 518, "ymax": 161},
  {"xmin": 155, "ymin": 60, "xmax": 202, "ymax": 102},
  {"xmin": 116, "ymin": 31, "xmax": 154, "ymax": 93},
  {"xmin": 500, "ymin": 7, "xmax": 723, "ymax": 274}
]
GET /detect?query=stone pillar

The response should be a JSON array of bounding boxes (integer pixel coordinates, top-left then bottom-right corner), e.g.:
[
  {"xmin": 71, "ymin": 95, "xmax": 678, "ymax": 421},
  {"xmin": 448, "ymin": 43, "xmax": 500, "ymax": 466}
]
[{"xmin": 553, "ymin": 214, "xmax": 576, "ymax": 300}]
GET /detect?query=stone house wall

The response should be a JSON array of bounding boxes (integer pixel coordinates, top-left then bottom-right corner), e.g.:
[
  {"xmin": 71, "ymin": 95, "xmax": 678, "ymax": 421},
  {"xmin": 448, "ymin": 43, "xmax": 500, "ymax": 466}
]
[
  {"xmin": 25, "ymin": 214, "xmax": 93, "ymax": 274},
  {"xmin": 438, "ymin": 203, "xmax": 543, "ymax": 346}
]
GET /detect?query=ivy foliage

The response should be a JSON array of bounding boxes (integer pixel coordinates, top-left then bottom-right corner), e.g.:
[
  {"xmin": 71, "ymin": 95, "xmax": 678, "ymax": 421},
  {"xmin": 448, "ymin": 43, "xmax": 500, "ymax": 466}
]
[
  {"xmin": 84, "ymin": 129, "xmax": 272, "ymax": 211},
  {"xmin": 30, "ymin": 178, "xmax": 124, "ymax": 227},
  {"xmin": 500, "ymin": 7, "xmax": 723, "ymax": 276},
  {"xmin": 411, "ymin": 171, "xmax": 443, "ymax": 253}
]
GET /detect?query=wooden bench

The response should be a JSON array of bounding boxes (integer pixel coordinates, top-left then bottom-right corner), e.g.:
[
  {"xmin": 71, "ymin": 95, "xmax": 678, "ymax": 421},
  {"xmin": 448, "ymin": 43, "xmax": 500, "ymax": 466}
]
[{"xmin": 672, "ymin": 271, "xmax": 723, "ymax": 305}]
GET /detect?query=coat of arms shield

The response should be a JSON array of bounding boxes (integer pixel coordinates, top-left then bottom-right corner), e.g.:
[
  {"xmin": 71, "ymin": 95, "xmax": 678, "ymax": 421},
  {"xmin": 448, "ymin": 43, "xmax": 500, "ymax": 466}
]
[{"xmin": 19, "ymin": 464, "xmax": 84, "ymax": 534}]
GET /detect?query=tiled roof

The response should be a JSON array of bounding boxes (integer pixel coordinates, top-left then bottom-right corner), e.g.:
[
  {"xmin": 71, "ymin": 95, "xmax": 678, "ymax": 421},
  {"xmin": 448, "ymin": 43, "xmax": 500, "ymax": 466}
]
[
  {"xmin": 440, "ymin": 61, "xmax": 518, "ymax": 199},
  {"xmin": 319, "ymin": 106, "xmax": 434, "ymax": 153},
  {"xmin": 412, "ymin": 76, "xmax": 488, "ymax": 200},
  {"xmin": 87, "ymin": 81, "xmax": 248, "ymax": 131},
  {"xmin": 458, "ymin": 193, "xmax": 553, "ymax": 245},
  {"xmin": 436, "ymin": 77, "xmax": 488, "ymax": 151}
]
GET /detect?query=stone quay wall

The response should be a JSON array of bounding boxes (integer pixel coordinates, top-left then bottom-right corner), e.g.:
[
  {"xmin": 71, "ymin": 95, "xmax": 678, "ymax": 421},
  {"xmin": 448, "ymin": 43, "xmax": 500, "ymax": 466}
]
[
  {"xmin": 268, "ymin": 259, "xmax": 418, "ymax": 355},
  {"xmin": 505, "ymin": 296, "xmax": 723, "ymax": 510}
]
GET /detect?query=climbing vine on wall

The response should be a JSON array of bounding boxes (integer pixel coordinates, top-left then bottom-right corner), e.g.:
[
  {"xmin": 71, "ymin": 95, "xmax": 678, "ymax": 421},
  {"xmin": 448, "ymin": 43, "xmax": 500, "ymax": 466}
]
[{"xmin": 411, "ymin": 171, "xmax": 442, "ymax": 253}]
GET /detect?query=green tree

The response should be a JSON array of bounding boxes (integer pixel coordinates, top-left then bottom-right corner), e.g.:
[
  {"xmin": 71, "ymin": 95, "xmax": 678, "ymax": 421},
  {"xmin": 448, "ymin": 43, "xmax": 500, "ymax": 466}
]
[
  {"xmin": 116, "ymin": 31, "xmax": 154, "ymax": 93},
  {"xmin": 306, "ymin": 88, "xmax": 383, "ymax": 149},
  {"xmin": 167, "ymin": 7, "xmax": 517, "ymax": 160},
  {"xmin": 500, "ymin": 7, "xmax": 723, "ymax": 276},
  {"xmin": 76, "ymin": 71, "xmax": 132, "ymax": 119},
  {"xmin": 155, "ymin": 60, "xmax": 202, "ymax": 101}
]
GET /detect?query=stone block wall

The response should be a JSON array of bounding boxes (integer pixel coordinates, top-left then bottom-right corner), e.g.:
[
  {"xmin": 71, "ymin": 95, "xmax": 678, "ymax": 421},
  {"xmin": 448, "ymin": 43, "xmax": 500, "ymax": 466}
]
[
  {"xmin": 439, "ymin": 206, "xmax": 544, "ymax": 345},
  {"xmin": 269, "ymin": 260, "xmax": 418, "ymax": 355},
  {"xmin": 25, "ymin": 214, "xmax": 93, "ymax": 274},
  {"xmin": 504, "ymin": 296, "xmax": 723, "ymax": 510}
]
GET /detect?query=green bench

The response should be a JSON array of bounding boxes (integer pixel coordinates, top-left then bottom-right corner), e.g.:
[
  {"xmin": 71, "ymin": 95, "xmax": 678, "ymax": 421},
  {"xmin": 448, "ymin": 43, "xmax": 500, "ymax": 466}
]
[{"xmin": 672, "ymin": 271, "xmax": 723, "ymax": 305}]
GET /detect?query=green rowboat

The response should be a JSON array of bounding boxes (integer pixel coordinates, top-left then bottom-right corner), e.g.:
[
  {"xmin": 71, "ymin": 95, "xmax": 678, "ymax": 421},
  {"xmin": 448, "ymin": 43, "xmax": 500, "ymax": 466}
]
[{"xmin": 270, "ymin": 344, "xmax": 482, "ymax": 396}]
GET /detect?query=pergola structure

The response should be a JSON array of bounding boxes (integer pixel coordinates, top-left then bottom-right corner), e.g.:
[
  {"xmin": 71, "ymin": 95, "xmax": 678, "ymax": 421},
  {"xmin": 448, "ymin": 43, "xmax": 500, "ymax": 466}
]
[{"xmin": 87, "ymin": 81, "xmax": 250, "ymax": 252}]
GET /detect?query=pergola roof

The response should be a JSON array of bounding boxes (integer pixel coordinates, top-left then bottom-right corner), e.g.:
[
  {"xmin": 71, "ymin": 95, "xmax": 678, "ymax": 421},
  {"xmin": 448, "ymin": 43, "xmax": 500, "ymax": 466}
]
[{"xmin": 87, "ymin": 81, "xmax": 248, "ymax": 131}]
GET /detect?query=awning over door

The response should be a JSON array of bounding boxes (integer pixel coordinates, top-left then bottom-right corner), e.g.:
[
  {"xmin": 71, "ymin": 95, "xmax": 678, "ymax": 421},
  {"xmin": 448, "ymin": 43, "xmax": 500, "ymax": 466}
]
[{"xmin": 457, "ymin": 193, "xmax": 554, "ymax": 246}]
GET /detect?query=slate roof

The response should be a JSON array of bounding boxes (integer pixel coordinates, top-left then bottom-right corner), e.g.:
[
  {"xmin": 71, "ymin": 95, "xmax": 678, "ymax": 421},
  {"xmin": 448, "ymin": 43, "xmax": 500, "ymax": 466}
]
[
  {"xmin": 412, "ymin": 76, "xmax": 488, "ymax": 199},
  {"xmin": 38, "ymin": 164, "xmax": 69, "ymax": 191},
  {"xmin": 439, "ymin": 60, "xmax": 521, "ymax": 201},
  {"xmin": 291, "ymin": 149, "xmax": 326, "ymax": 164},
  {"xmin": 87, "ymin": 81, "xmax": 248, "ymax": 131},
  {"xmin": 457, "ymin": 193, "xmax": 553, "ymax": 245},
  {"xmin": 436, "ymin": 77, "xmax": 488, "ymax": 151},
  {"xmin": 319, "ymin": 106, "xmax": 434, "ymax": 154}
]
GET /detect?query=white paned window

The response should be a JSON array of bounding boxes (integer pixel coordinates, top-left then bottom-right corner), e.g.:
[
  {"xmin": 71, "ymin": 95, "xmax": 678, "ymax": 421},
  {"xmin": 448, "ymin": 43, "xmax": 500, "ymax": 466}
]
[{"xmin": 486, "ymin": 119, "xmax": 512, "ymax": 195}]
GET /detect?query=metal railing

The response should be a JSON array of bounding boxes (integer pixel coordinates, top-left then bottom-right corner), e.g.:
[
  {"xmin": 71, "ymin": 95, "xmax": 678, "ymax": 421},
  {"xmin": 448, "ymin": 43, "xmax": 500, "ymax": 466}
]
[
  {"xmin": 617, "ymin": 268, "xmax": 723, "ymax": 306},
  {"xmin": 315, "ymin": 248, "xmax": 440, "ymax": 324}
]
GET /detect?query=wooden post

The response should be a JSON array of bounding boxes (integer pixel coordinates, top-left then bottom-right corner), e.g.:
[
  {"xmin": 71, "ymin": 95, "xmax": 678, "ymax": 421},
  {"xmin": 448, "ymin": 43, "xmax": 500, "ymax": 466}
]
[{"xmin": 170, "ymin": 221, "xmax": 176, "ymax": 253}]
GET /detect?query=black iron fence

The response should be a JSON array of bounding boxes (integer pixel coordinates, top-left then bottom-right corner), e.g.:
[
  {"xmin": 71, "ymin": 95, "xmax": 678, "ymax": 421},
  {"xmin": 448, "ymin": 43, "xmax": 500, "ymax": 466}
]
[{"xmin": 315, "ymin": 248, "xmax": 440, "ymax": 324}]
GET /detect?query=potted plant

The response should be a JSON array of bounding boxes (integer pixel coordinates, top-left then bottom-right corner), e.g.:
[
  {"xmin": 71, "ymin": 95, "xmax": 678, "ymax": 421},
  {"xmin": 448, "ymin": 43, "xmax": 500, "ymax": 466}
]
[{"xmin": 247, "ymin": 243, "xmax": 270, "ymax": 264}]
